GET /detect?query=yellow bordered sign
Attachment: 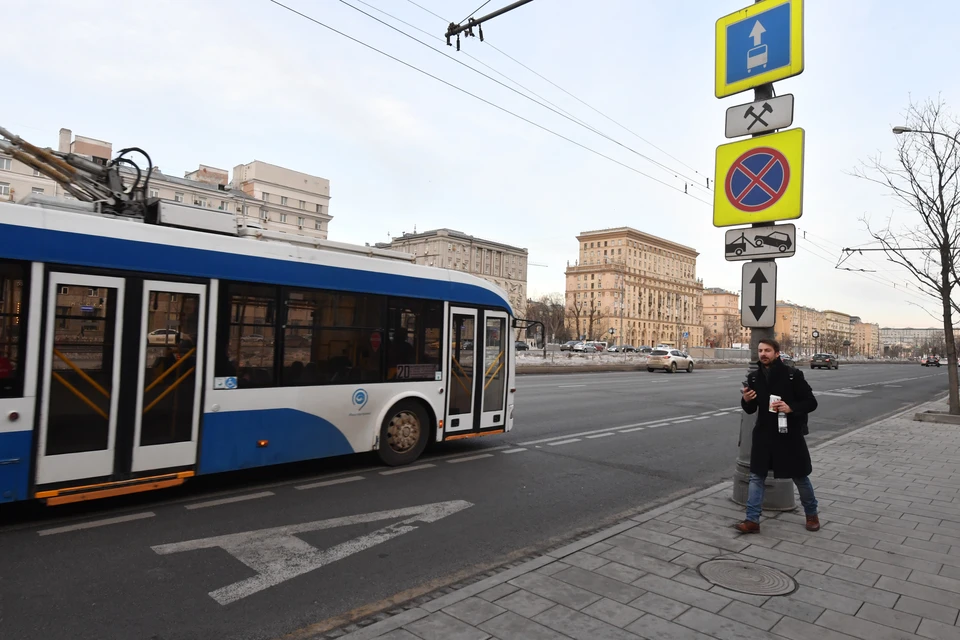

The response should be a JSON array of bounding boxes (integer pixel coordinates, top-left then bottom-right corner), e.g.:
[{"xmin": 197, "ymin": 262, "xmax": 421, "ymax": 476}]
[
  {"xmin": 715, "ymin": 0, "xmax": 804, "ymax": 98},
  {"xmin": 713, "ymin": 128, "xmax": 804, "ymax": 227}
]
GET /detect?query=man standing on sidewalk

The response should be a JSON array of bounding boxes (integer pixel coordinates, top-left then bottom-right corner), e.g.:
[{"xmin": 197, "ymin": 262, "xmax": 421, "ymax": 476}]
[{"xmin": 736, "ymin": 338, "xmax": 821, "ymax": 534}]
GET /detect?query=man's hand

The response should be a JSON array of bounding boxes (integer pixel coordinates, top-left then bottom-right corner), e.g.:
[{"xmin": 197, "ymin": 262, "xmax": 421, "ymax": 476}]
[
  {"xmin": 742, "ymin": 387, "xmax": 757, "ymax": 402},
  {"xmin": 772, "ymin": 400, "xmax": 792, "ymax": 413}
]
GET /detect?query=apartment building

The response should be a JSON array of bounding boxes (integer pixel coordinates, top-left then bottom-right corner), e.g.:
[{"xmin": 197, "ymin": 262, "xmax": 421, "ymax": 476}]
[
  {"xmin": 703, "ymin": 288, "xmax": 750, "ymax": 348},
  {"xmin": 853, "ymin": 322, "xmax": 881, "ymax": 357},
  {"xmin": 0, "ymin": 127, "xmax": 333, "ymax": 240},
  {"xmin": 377, "ymin": 228, "xmax": 528, "ymax": 316},
  {"xmin": 564, "ymin": 227, "xmax": 703, "ymax": 348},
  {"xmin": 774, "ymin": 302, "xmax": 824, "ymax": 355}
]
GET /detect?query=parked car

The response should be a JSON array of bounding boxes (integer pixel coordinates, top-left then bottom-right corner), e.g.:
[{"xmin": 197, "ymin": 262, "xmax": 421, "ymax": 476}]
[
  {"xmin": 573, "ymin": 342, "xmax": 597, "ymax": 353},
  {"xmin": 147, "ymin": 328, "xmax": 180, "ymax": 345},
  {"xmin": 638, "ymin": 346, "xmax": 653, "ymax": 354},
  {"xmin": 560, "ymin": 340, "xmax": 579, "ymax": 351},
  {"xmin": 780, "ymin": 353, "xmax": 794, "ymax": 364},
  {"xmin": 646, "ymin": 349, "xmax": 695, "ymax": 373},
  {"xmin": 922, "ymin": 355, "xmax": 941, "ymax": 367},
  {"xmin": 515, "ymin": 341, "xmax": 529, "ymax": 351},
  {"xmin": 810, "ymin": 353, "xmax": 838, "ymax": 370}
]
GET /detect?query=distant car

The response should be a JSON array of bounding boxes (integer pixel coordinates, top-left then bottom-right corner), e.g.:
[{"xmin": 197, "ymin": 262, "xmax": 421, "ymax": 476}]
[
  {"xmin": 619, "ymin": 345, "xmax": 637, "ymax": 353},
  {"xmin": 638, "ymin": 346, "xmax": 653, "ymax": 354},
  {"xmin": 780, "ymin": 353, "xmax": 794, "ymax": 364},
  {"xmin": 560, "ymin": 340, "xmax": 579, "ymax": 351},
  {"xmin": 754, "ymin": 231, "xmax": 793, "ymax": 252},
  {"xmin": 922, "ymin": 355, "xmax": 941, "ymax": 367},
  {"xmin": 515, "ymin": 341, "xmax": 529, "ymax": 351},
  {"xmin": 810, "ymin": 353, "xmax": 838, "ymax": 370},
  {"xmin": 573, "ymin": 342, "xmax": 597, "ymax": 353},
  {"xmin": 147, "ymin": 328, "xmax": 180, "ymax": 345},
  {"xmin": 646, "ymin": 349, "xmax": 695, "ymax": 373}
]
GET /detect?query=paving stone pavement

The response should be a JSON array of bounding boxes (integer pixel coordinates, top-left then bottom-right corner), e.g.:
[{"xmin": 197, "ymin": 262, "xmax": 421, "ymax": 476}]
[{"xmin": 338, "ymin": 400, "xmax": 960, "ymax": 640}]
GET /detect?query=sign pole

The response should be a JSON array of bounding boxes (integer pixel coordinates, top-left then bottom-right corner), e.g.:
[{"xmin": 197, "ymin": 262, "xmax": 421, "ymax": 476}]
[{"xmin": 731, "ymin": 84, "xmax": 796, "ymax": 511}]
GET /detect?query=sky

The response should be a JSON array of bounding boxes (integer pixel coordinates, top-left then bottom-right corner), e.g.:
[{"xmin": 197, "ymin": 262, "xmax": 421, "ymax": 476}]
[{"xmin": 6, "ymin": 0, "xmax": 960, "ymax": 328}]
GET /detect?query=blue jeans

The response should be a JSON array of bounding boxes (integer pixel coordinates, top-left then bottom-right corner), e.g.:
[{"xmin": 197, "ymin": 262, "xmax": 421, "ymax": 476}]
[{"xmin": 746, "ymin": 473, "xmax": 818, "ymax": 522}]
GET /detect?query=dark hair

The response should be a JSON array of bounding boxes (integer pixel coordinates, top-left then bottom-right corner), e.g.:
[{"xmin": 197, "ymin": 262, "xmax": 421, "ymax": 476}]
[{"xmin": 758, "ymin": 338, "xmax": 780, "ymax": 353}]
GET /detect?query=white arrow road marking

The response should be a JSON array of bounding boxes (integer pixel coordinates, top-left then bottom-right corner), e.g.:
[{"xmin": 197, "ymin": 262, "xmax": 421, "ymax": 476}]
[{"xmin": 152, "ymin": 500, "xmax": 473, "ymax": 605}]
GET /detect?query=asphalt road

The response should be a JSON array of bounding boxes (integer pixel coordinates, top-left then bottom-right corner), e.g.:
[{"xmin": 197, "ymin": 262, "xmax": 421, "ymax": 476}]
[{"xmin": 0, "ymin": 364, "xmax": 948, "ymax": 640}]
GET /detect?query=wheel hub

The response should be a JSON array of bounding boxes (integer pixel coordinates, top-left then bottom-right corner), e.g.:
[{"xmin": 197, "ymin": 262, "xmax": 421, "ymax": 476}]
[{"xmin": 387, "ymin": 411, "xmax": 420, "ymax": 453}]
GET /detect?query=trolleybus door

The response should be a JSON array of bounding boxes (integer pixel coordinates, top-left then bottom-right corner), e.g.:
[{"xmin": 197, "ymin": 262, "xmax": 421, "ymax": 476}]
[
  {"xmin": 445, "ymin": 307, "xmax": 477, "ymax": 433},
  {"xmin": 36, "ymin": 273, "xmax": 125, "ymax": 485},
  {"xmin": 131, "ymin": 281, "xmax": 205, "ymax": 472},
  {"xmin": 478, "ymin": 311, "xmax": 508, "ymax": 430}
]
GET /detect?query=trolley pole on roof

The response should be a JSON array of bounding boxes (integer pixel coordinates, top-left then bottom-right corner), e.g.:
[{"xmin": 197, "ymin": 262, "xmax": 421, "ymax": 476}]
[{"xmin": 445, "ymin": 0, "xmax": 536, "ymax": 50}]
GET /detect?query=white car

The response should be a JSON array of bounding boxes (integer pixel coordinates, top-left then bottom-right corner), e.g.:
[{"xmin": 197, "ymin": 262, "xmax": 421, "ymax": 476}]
[
  {"xmin": 147, "ymin": 328, "xmax": 180, "ymax": 345},
  {"xmin": 646, "ymin": 349, "xmax": 695, "ymax": 373}
]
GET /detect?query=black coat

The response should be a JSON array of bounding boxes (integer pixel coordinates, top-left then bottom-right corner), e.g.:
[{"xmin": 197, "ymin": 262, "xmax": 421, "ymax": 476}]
[{"xmin": 741, "ymin": 359, "xmax": 818, "ymax": 479}]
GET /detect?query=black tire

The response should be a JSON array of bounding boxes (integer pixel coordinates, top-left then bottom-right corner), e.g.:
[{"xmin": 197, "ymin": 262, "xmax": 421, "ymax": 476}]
[
  {"xmin": 647, "ymin": 368, "xmax": 654, "ymax": 373},
  {"xmin": 669, "ymin": 362, "xmax": 677, "ymax": 374},
  {"xmin": 377, "ymin": 399, "xmax": 430, "ymax": 466},
  {"xmin": 810, "ymin": 365, "xmax": 815, "ymax": 370},
  {"xmin": 686, "ymin": 362, "xmax": 694, "ymax": 373}
]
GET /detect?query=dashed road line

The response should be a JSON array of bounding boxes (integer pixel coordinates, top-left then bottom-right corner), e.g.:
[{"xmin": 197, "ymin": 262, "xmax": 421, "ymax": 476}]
[
  {"xmin": 619, "ymin": 426, "xmax": 647, "ymax": 433},
  {"xmin": 296, "ymin": 476, "xmax": 365, "ymax": 490},
  {"xmin": 380, "ymin": 463, "xmax": 436, "ymax": 475},
  {"xmin": 38, "ymin": 512, "xmax": 155, "ymax": 536},
  {"xmin": 586, "ymin": 433, "xmax": 615, "ymax": 439},
  {"xmin": 186, "ymin": 492, "xmax": 275, "ymax": 510},
  {"xmin": 674, "ymin": 419, "xmax": 692, "ymax": 423},
  {"xmin": 693, "ymin": 416, "xmax": 711, "ymax": 420},
  {"xmin": 503, "ymin": 447, "xmax": 527, "ymax": 454},
  {"xmin": 447, "ymin": 454, "xmax": 494, "ymax": 464},
  {"xmin": 549, "ymin": 438, "xmax": 581, "ymax": 446}
]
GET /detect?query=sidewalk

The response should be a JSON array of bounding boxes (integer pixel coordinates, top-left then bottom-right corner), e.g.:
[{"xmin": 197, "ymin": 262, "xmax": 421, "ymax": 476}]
[{"xmin": 334, "ymin": 399, "xmax": 960, "ymax": 640}]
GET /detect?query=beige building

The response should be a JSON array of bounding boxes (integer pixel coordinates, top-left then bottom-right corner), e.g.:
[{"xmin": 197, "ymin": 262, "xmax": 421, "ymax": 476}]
[
  {"xmin": 854, "ymin": 322, "xmax": 881, "ymax": 357},
  {"xmin": 564, "ymin": 227, "xmax": 703, "ymax": 348},
  {"xmin": 1, "ymin": 127, "xmax": 333, "ymax": 240},
  {"xmin": 774, "ymin": 302, "xmax": 825, "ymax": 355},
  {"xmin": 823, "ymin": 310, "xmax": 854, "ymax": 352},
  {"xmin": 377, "ymin": 229, "xmax": 528, "ymax": 315},
  {"xmin": 703, "ymin": 288, "xmax": 750, "ymax": 348}
]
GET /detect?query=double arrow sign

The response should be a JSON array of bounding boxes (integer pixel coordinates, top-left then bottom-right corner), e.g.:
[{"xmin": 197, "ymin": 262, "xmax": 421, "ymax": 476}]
[{"xmin": 741, "ymin": 261, "xmax": 777, "ymax": 328}]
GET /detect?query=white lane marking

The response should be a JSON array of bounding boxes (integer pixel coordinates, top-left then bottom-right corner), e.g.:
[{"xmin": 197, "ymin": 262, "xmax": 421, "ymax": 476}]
[
  {"xmin": 693, "ymin": 416, "xmax": 711, "ymax": 420},
  {"xmin": 586, "ymin": 433, "xmax": 615, "ymax": 439},
  {"xmin": 558, "ymin": 384, "xmax": 587, "ymax": 388},
  {"xmin": 296, "ymin": 476, "xmax": 365, "ymax": 491},
  {"xmin": 517, "ymin": 408, "xmax": 735, "ymax": 446},
  {"xmin": 619, "ymin": 427, "xmax": 647, "ymax": 433},
  {"xmin": 442, "ymin": 444, "xmax": 510, "ymax": 460},
  {"xmin": 817, "ymin": 391, "xmax": 864, "ymax": 397},
  {"xmin": 548, "ymin": 438, "xmax": 581, "ymax": 446},
  {"xmin": 186, "ymin": 492, "xmax": 275, "ymax": 510},
  {"xmin": 884, "ymin": 385, "xmax": 902, "ymax": 388},
  {"xmin": 672, "ymin": 415, "xmax": 696, "ymax": 420},
  {"xmin": 380, "ymin": 463, "xmax": 436, "ymax": 475},
  {"xmin": 447, "ymin": 453, "xmax": 495, "ymax": 464},
  {"xmin": 153, "ymin": 501, "xmax": 473, "ymax": 605},
  {"xmin": 38, "ymin": 512, "xmax": 155, "ymax": 536},
  {"xmin": 699, "ymin": 409, "xmax": 719, "ymax": 415},
  {"xmin": 674, "ymin": 419, "xmax": 693, "ymax": 423},
  {"xmin": 502, "ymin": 447, "xmax": 527, "ymax": 454},
  {"xmin": 715, "ymin": 412, "xmax": 730, "ymax": 417}
]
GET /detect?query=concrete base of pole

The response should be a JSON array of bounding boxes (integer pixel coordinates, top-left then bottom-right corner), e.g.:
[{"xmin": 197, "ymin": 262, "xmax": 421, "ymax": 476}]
[{"xmin": 731, "ymin": 401, "xmax": 797, "ymax": 511}]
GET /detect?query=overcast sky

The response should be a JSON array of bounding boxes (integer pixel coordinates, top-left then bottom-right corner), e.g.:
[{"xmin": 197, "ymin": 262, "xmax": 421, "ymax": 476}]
[{"xmin": 7, "ymin": 0, "xmax": 960, "ymax": 327}]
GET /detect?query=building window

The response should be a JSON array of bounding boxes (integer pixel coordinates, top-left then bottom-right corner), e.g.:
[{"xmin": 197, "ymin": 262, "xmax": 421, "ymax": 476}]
[
  {"xmin": 33, "ymin": 169, "xmax": 42, "ymax": 177},
  {"xmin": 262, "ymin": 192, "xmax": 269, "ymax": 201},
  {"xmin": 315, "ymin": 220, "xmax": 323, "ymax": 230},
  {"xmin": 31, "ymin": 187, "xmax": 44, "ymax": 194},
  {"xmin": 297, "ymin": 217, "xmax": 305, "ymax": 228},
  {"xmin": 174, "ymin": 192, "xmax": 184, "ymax": 203},
  {"xmin": 219, "ymin": 200, "xmax": 228, "ymax": 210},
  {"xmin": 149, "ymin": 188, "xmax": 160, "ymax": 198},
  {"xmin": 299, "ymin": 200, "xmax": 305, "ymax": 210},
  {"xmin": 195, "ymin": 197, "xmax": 207, "ymax": 207},
  {"xmin": 280, "ymin": 196, "xmax": 288, "ymax": 206},
  {"xmin": 316, "ymin": 204, "xmax": 324, "ymax": 214},
  {"xmin": 0, "ymin": 183, "xmax": 9, "ymax": 197},
  {"xmin": 280, "ymin": 214, "xmax": 287, "ymax": 223},
  {"xmin": 0, "ymin": 157, "xmax": 10, "ymax": 171},
  {"xmin": 260, "ymin": 208, "xmax": 269, "ymax": 220}
]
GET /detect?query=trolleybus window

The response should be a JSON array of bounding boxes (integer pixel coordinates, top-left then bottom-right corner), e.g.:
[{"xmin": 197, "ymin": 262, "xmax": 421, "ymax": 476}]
[
  {"xmin": 218, "ymin": 282, "xmax": 277, "ymax": 388},
  {"xmin": 0, "ymin": 260, "xmax": 27, "ymax": 398},
  {"xmin": 386, "ymin": 298, "xmax": 442, "ymax": 381}
]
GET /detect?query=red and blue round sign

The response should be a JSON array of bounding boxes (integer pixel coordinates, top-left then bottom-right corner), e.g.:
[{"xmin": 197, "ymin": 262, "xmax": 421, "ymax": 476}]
[{"xmin": 724, "ymin": 147, "xmax": 790, "ymax": 212}]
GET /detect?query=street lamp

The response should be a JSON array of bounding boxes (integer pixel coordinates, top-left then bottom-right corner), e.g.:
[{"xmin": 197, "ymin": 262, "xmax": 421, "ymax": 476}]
[{"xmin": 892, "ymin": 126, "xmax": 960, "ymax": 144}]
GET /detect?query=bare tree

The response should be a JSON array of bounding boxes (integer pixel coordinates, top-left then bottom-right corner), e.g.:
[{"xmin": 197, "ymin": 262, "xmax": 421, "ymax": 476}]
[
  {"xmin": 566, "ymin": 296, "xmax": 584, "ymax": 341},
  {"xmin": 722, "ymin": 314, "xmax": 741, "ymax": 348},
  {"xmin": 854, "ymin": 98, "xmax": 960, "ymax": 413}
]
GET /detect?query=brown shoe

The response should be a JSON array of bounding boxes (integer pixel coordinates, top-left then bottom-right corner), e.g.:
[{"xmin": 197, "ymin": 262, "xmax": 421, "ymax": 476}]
[
  {"xmin": 805, "ymin": 515, "xmax": 820, "ymax": 532},
  {"xmin": 734, "ymin": 520, "xmax": 760, "ymax": 534}
]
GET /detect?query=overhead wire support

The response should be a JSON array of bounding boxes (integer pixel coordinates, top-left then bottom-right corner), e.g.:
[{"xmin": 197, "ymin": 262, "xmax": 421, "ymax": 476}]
[{"xmin": 445, "ymin": 0, "xmax": 536, "ymax": 50}]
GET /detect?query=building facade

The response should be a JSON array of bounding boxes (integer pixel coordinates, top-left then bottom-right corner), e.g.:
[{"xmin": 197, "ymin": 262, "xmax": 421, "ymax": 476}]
[
  {"xmin": 376, "ymin": 229, "xmax": 528, "ymax": 316},
  {"xmin": 1, "ymin": 127, "xmax": 333, "ymax": 240},
  {"xmin": 822, "ymin": 310, "xmax": 854, "ymax": 352},
  {"xmin": 774, "ymin": 302, "xmax": 824, "ymax": 356},
  {"xmin": 703, "ymin": 288, "xmax": 750, "ymax": 348},
  {"xmin": 564, "ymin": 227, "xmax": 703, "ymax": 348},
  {"xmin": 853, "ymin": 322, "xmax": 881, "ymax": 357}
]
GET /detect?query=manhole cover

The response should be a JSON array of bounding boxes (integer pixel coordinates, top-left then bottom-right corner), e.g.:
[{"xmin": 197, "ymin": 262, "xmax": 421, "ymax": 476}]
[{"xmin": 697, "ymin": 560, "xmax": 797, "ymax": 596}]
